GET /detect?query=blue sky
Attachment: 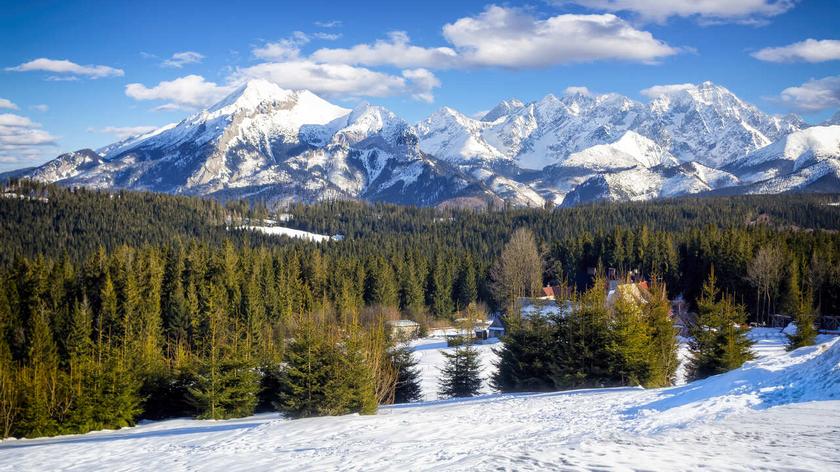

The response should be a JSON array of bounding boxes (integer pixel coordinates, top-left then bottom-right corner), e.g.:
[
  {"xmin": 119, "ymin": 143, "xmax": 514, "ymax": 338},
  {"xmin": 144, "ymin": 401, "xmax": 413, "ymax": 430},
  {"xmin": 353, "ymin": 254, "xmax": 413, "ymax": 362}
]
[{"xmin": 1, "ymin": 0, "xmax": 839, "ymax": 171}]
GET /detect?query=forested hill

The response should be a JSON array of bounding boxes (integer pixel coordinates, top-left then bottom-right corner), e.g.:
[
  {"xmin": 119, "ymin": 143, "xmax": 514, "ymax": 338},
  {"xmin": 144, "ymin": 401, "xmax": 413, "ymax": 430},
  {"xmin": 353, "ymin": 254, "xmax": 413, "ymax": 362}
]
[
  {"xmin": 3, "ymin": 180, "xmax": 840, "ymax": 266},
  {"xmin": 286, "ymin": 194, "xmax": 840, "ymax": 240},
  {"xmin": 0, "ymin": 181, "xmax": 281, "ymax": 263}
]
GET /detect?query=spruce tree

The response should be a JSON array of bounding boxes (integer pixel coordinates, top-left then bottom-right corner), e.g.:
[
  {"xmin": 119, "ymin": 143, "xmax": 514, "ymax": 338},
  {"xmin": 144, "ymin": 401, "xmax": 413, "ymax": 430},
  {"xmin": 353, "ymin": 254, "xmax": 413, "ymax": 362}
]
[
  {"xmin": 438, "ymin": 345, "xmax": 482, "ymax": 398},
  {"xmin": 642, "ymin": 280, "xmax": 679, "ymax": 388},
  {"xmin": 609, "ymin": 295, "xmax": 652, "ymax": 386},
  {"xmin": 492, "ymin": 315, "xmax": 557, "ymax": 392},
  {"xmin": 454, "ymin": 258, "xmax": 477, "ymax": 313},
  {"xmin": 391, "ymin": 345, "xmax": 422, "ymax": 403},
  {"xmin": 277, "ymin": 318, "xmax": 334, "ymax": 418},
  {"xmin": 787, "ymin": 286, "xmax": 817, "ymax": 350},
  {"xmin": 688, "ymin": 269, "xmax": 754, "ymax": 380}
]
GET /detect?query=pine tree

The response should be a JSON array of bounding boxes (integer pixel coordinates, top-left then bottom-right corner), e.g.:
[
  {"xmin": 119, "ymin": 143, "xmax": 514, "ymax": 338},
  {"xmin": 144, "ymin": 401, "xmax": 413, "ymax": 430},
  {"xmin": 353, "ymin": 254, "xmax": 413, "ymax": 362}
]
[
  {"xmin": 428, "ymin": 258, "xmax": 453, "ymax": 318},
  {"xmin": 0, "ymin": 285, "xmax": 20, "ymax": 438},
  {"xmin": 552, "ymin": 276, "xmax": 613, "ymax": 388},
  {"xmin": 492, "ymin": 315, "xmax": 557, "ymax": 392},
  {"xmin": 277, "ymin": 318, "xmax": 335, "ymax": 418},
  {"xmin": 390, "ymin": 345, "xmax": 422, "ymax": 403},
  {"xmin": 18, "ymin": 302, "xmax": 63, "ymax": 437},
  {"xmin": 787, "ymin": 286, "xmax": 817, "ymax": 350},
  {"xmin": 642, "ymin": 280, "xmax": 679, "ymax": 388},
  {"xmin": 438, "ymin": 345, "xmax": 482, "ymax": 398},
  {"xmin": 454, "ymin": 258, "xmax": 477, "ymax": 313},
  {"xmin": 688, "ymin": 269, "xmax": 754, "ymax": 380},
  {"xmin": 190, "ymin": 356, "xmax": 259, "ymax": 419},
  {"xmin": 609, "ymin": 295, "xmax": 652, "ymax": 386}
]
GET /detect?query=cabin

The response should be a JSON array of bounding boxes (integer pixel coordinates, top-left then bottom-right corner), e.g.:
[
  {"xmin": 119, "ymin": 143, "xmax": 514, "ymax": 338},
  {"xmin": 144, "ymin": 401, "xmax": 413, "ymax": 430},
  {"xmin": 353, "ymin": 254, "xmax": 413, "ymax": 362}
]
[
  {"xmin": 386, "ymin": 319, "xmax": 420, "ymax": 340},
  {"xmin": 606, "ymin": 280, "xmax": 651, "ymax": 308}
]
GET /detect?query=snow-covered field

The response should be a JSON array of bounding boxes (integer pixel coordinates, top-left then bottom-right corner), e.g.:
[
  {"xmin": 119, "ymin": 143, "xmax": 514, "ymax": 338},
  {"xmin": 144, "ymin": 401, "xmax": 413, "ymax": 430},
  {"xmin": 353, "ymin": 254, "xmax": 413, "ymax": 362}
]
[
  {"xmin": 238, "ymin": 225, "xmax": 334, "ymax": 242},
  {"xmin": 2, "ymin": 330, "xmax": 838, "ymax": 471}
]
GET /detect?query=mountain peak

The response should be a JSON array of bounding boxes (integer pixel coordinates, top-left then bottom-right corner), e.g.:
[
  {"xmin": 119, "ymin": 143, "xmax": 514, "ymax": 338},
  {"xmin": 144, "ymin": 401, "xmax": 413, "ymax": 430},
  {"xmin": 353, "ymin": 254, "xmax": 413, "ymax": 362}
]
[
  {"xmin": 481, "ymin": 99, "xmax": 525, "ymax": 122},
  {"xmin": 208, "ymin": 79, "xmax": 294, "ymax": 114}
]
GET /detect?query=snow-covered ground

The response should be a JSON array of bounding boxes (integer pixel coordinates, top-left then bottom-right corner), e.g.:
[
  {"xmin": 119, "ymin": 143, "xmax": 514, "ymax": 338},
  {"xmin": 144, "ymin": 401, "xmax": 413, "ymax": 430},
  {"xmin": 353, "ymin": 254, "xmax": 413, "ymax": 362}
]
[
  {"xmin": 237, "ymin": 225, "xmax": 334, "ymax": 242},
  {"xmin": 410, "ymin": 335, "xmax": 500, "ymax": 401},
  {"xmin": 2, "ymin": 331, "xmax": 838, "ymax": 471}
]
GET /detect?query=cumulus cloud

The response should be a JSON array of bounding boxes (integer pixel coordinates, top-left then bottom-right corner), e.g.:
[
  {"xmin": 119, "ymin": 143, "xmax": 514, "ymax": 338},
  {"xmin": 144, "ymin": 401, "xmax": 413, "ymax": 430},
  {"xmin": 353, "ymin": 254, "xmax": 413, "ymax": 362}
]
[
  {"xmin": 30, "ymin": 104, "xmax": 49, "ymax": 112},
  {"xmin": 639, "ymin": 83, "xmax": 696, "ymax": 98},
  {"xmin": 90, "ymin": 126, "xmax": 158, "ymax": 140},
  {"xmin": 252, "ymin": 32, "xmax": 310, "ymax": 61},
  {"xmin": 0, "ymin": 98, "xmax": 18, "ymax": 110},
  {"xmin": 0, "ymin": 113, "xmax": 58, "ymax": 168},
  {"xmin": 125, "ymin": 75, "xmax": 233, "ymax": 110},
  {"xmin": 311, "ymin": 31, "xmax": 459, "ymax": 68},
  {"xmin": 310, "ymin": 7, "xmax": 676, "ymax": 69},
  {"xmin": 231, "ymin": 62, "xmax": 440, "ymax": 102},
  {"xmin": 564, "ymin": 86, "xmax": 591, "ymax": 96},
  {"xmin": 565, "ymin": 0, "xmax": 796, "ymax": 24},
  {"xmin": 162, "ymin": 51, "xmax": 205, "ymax": 68},
  {"xmin": 752, "ymin": 39, "xmax": 840, "ymax": 63},
  {"xmin": 778, "ymin": 75, "xmax": 840, "ymax": 111},
  {"xmin": 6, "ymin": 58, "xmax": 123, "ymax": 78},
  {"xmin": 441, "ymin": 6, "xmax": 678, "ymax": 67}
]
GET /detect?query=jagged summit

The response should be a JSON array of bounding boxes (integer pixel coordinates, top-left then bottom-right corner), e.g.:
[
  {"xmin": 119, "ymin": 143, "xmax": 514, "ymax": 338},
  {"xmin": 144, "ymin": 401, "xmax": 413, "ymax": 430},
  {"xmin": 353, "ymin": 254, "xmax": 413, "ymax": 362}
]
[{"xmin": 482, "ymin": 99, "xmax": 525, "ymax": 122}]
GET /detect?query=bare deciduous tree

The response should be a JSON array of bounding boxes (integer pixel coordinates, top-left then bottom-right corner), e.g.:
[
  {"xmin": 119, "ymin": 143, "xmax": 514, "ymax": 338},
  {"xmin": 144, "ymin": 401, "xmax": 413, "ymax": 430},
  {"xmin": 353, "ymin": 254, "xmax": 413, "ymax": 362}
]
[
  {"xmin": 491, "ymin": 228, "xmax": 543, "ymax": 313},
  {"xmin": 747, "ymin": 246, "xmax": 784, "ymax": 325}
]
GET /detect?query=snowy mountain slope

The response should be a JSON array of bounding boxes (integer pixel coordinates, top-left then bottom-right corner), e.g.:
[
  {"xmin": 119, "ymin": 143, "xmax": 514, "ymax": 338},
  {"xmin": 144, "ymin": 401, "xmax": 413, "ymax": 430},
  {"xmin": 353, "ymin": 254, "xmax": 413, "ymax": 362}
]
[
  {"xmin": 561, "ymin": 161, "xmax": 740, "ymax": 206},
  {"xmin": 413, "ymin": 107, "xmax": 507, "ymax": 164},
  {"xmin": 15, "ymin": 80, "xmax": 837, "ymax": 208},
  {"xmin": 415, "ymin": 82, "xmax": 800, "ymax": 171},
  {"xmin": 21, "ymin": 80, "xmax": 486, "ymax": 208},
  {"xmin": 1, "ymin": 336, "xmax": 837, "ymax": 471},
  {"xmin": 712, "ymin": 125, "xmax": 840, "ymax": 196},
  {"xmin": 728, "ymin": 125, "xmax": 840, "ymax": 182},
  {"xmin": 562, "ymin": 131, "xmax": 679, "ymax": 171},
  {"xmin": 480, "ymin": 98, "xmax": 525, "ymax": 122},
  {"xmin": 639, "ymin": 81, "xmax": 802, "ymax": 168},
  {"xmin": 26, "ymin": 149, "xmax": 103, "ymax": 182}
]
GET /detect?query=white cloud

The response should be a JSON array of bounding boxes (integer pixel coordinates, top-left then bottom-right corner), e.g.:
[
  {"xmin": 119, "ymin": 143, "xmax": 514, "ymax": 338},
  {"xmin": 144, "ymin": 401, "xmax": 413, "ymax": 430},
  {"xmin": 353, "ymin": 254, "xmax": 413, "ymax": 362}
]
[
  {"xmin": 778, "ymin": 75, "xmax": 840, "ymax": 111},
  {"xmin": 6, "ymin": 58, "xmax": 124, "ymax": 78},
  {"xmin": 30, "ymin": 104, "xmax": 49, "ymax": 112},
  {"xmin": 125, "ymin": 75, "xmax": 233, "ymax": 110},
  {"xmin": 565, "ymin": 0, "xmax": 796, "ymax": 24},
  {"xmin": 0, "ymin": 114, "xmax": 35, "ymax": 127},
  {"xmin": 162, "ymin": 51, "xmax": 205, "ymax": 68},
  {"xmin": 640, "ymin": 83, "xmax": 696, "ymax": 98},
  {"xmin": 312, "ymin": 32, "xmax": 342, "ymax": 41},
  {"xmin": 0, "ymin": 113, "xmax": 58, "ymax": 167},
  {"xmin": 314, "ymin": 20, "xmax": 342, "ymax": 28},
  {"xmin": 231, "ymin": 61, "xmax": 440, "ymax": 102},
  {"xmin": 253, "ymin": 32, "xmax": 310, "ymax": 61},
  {"xmin": 90, "ymin": 126, "xmax": 158, "ymax": 140},
  {"xmin": 752, "ymin": 39, "xmax": 840, "ymax": 63},
  {"xmin": 564, "ymin": 86, "xmax": 591, "ymax": 96},
  {"xmin": 0, "ymin": 98, "xmax": 18, "ymax": 110},
  {"xmin": 442, "ymin": 6, "xmax": 678, "ymax": 67},
  {"xmin": 311, "ymin": 31, "xmax": 459, "ymax": 68}
]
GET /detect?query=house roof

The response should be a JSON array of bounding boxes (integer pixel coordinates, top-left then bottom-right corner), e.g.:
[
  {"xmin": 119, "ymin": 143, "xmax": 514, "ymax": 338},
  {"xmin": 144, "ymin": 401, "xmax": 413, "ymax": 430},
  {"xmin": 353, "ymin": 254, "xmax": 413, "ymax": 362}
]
[{"xmin": 386, "ymin": 320, "xmax": 420, "ymax": 327}]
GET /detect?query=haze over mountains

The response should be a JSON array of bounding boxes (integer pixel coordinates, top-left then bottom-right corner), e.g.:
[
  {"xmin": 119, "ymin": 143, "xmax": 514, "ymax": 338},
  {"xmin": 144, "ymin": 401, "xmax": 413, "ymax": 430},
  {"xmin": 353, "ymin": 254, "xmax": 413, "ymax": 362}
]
[{"xmin": 10, "ymin": 79, "xmax": 840, "ymax": 208}]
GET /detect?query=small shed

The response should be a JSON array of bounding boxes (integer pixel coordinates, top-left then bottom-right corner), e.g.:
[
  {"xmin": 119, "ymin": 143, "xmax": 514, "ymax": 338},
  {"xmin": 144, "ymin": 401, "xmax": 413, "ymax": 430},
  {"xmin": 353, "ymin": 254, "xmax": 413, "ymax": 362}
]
[{"xmin": 386, "ymin": 320, "xmax": 420, "ymax": 340}]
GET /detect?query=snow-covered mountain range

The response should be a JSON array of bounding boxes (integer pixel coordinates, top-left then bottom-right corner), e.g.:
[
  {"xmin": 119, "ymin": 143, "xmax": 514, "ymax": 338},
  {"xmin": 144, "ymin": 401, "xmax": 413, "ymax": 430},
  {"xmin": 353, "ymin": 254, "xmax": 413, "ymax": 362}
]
[{"xmin": 8, "ymin": 79, "xmax": 839, "ymax": 208}]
